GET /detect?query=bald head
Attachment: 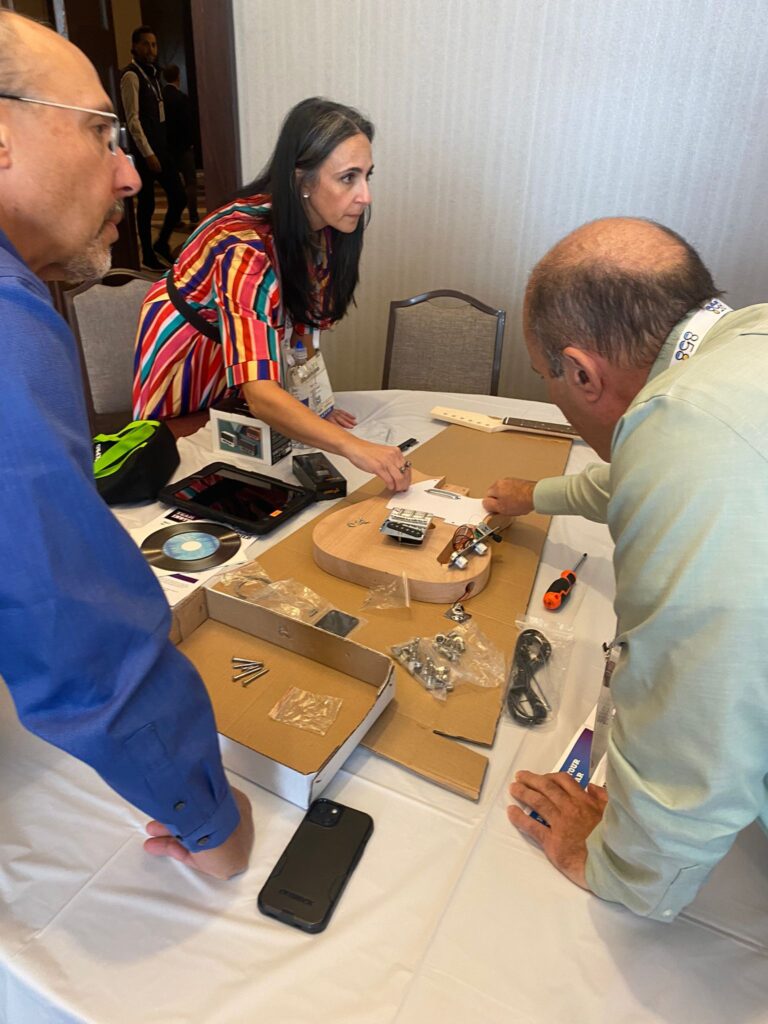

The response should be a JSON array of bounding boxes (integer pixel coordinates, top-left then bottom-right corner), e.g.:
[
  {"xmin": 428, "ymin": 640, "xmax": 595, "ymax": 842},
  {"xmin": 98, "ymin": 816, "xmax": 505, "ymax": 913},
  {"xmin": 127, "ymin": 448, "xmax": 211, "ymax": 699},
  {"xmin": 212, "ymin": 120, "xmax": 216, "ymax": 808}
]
[
  {"xmin": 0, "ymin": 11, "xmax": 95, "ymax": 99},
  {"xmin": 526, "ymin": 217, "xmax": 721, "ymax": 374}
]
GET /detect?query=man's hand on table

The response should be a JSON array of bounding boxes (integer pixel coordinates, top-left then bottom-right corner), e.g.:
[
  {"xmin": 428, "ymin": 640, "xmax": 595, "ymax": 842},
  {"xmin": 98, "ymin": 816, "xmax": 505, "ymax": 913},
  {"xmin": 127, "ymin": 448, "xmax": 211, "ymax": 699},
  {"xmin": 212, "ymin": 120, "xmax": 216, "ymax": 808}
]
[
  {"xmin": 483, "ymin": 478, "xmax": 537, "ymax": 517},
  {"xmin": 144, "ymin": 786, "xmax": 254, "ymax": 880},
  {"xmin": 507, "ymin": 771, "xmax": 608, "ymax": 890}
]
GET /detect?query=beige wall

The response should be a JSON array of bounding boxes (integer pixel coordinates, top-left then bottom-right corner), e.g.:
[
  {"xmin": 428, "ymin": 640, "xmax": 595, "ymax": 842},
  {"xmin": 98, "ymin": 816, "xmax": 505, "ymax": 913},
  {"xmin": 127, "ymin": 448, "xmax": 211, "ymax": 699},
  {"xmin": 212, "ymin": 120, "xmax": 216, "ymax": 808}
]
[
  {"xmin": 111, "ymin": 0, "xmax": 142, "ymax": 70},
  {"xmin": 233, "ymin": 0, "xmax": 768, "ymax": 401}
]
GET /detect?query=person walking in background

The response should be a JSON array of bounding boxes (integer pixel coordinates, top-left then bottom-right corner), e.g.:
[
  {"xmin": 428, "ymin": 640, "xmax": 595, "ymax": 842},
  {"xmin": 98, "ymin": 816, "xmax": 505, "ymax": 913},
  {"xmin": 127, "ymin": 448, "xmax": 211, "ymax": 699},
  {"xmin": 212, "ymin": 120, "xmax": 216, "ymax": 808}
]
[
  {"xmin": 120, "ymin": 25, "xmax": 185, "ymax": 270},
  {"xmin": 162, "ymin": 63, "xmax": 199, "ymax": 227}
]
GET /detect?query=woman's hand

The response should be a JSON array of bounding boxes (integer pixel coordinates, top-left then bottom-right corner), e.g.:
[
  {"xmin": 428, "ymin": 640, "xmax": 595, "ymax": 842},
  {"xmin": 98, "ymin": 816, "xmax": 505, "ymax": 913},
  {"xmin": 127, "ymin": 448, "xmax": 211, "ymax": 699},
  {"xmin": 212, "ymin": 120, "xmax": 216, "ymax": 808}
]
[
  {"xmin": 344, "ymin": 438, "xmax": 411, "ymax": 492},
  {"xmin": 241, "ymin": 381, "xmax": 409, "ymax": 491},
  {"xmin": 326, "ymin": 407, "xmax": 357, "ymax": 428}
]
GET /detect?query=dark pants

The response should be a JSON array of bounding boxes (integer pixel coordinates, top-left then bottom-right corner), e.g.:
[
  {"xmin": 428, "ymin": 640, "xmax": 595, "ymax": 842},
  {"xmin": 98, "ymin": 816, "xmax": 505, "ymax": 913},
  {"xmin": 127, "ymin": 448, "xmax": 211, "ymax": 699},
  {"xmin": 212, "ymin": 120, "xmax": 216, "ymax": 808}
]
[
  {"xmin": 135, "ymin": 153, "xmax": 186, "ymax": 260},
  {"xmin": 174, "ymin": 146, "xmax": 200, "ymax": 223}
]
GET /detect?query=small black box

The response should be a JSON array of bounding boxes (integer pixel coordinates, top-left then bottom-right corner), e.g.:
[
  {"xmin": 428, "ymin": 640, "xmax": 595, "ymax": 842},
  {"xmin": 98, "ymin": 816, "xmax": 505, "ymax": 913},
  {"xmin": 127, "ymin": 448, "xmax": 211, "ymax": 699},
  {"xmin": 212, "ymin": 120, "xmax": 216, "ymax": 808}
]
[{"xmin": 292, "ymin": 452, "xmax": 347, "ymax": 500}]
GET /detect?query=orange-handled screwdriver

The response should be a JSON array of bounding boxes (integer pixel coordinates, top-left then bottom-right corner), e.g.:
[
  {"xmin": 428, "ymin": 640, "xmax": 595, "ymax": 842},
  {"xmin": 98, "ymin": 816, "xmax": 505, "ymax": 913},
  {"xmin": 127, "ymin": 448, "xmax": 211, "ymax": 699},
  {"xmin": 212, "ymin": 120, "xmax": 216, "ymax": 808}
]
[{"xmin": 543, "ymin": 553, "xmax": 587, "ymax": 610}]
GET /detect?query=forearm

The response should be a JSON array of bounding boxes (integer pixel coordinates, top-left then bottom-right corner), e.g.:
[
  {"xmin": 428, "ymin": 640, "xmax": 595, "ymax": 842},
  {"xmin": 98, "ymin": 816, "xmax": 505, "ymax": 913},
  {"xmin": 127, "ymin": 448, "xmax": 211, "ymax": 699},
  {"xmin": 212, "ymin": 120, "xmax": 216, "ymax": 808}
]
[
  {"xmin": 533, "ymin": 462, "xmax": 610, "ymax": 522},
  {"xmin": 242, "ymin": 379, "xmax": 360, "ymax": 458}
]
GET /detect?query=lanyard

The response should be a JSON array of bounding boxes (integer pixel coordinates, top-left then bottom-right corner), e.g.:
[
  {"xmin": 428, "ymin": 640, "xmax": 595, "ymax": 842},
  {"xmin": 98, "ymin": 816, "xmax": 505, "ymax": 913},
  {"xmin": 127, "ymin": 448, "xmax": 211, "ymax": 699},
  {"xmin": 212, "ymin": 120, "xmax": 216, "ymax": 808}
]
[
  {"xmin": 284, "ymin": 319, "xmax": 321, "ymax": 354},
  {"xmin": 668, "ymin": 297, "xmax": 732, "ymax": 367},
  {"xmin": 131, "ymin": 61, "xmax": 165, "ymax": 119},
  {"xmin": 589, "ymin": 637, "xmax": 622, "ymax": 778}
]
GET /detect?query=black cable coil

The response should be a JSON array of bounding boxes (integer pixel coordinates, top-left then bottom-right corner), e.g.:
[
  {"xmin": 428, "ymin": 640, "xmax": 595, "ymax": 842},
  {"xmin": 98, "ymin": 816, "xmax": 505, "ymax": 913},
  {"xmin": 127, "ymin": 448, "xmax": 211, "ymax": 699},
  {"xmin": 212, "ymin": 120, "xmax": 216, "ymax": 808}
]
[{"xmin": 506, "ymin": 628, "xmax": 552, "ymax": 726}]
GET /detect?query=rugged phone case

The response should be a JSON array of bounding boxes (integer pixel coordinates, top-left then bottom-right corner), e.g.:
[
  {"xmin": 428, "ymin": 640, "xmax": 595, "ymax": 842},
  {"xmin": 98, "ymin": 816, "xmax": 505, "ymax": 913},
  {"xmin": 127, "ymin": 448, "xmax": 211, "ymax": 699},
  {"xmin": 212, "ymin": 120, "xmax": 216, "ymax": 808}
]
[
  {"xmin": 257, "ymin": 799, "xmax": 373, "ymax": 933},
  {"xmin": 158, "ymin": 461, "xmax": 314, "ymax": 535}
]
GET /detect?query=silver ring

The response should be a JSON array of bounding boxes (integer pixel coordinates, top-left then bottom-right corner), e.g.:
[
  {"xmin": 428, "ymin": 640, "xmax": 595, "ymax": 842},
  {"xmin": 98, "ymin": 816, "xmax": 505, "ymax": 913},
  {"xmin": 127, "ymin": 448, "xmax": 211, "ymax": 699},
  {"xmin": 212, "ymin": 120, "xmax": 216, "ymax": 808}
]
[{"xmin": 399, "ymin": 460, "xmax": 412, "ymax": 473}]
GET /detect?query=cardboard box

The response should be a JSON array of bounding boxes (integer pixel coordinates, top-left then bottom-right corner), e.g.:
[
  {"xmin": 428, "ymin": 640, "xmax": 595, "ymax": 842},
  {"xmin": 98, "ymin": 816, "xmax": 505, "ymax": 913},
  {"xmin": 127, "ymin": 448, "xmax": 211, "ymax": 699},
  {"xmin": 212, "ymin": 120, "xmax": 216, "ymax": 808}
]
[
  {"xmin": 172, "ymin": 586, "xmax": 395, "ymax": 807},
  {"xmin": 210, "ymin": 396, "xmax": 292, "ymax": 466},
  {"xmin": 254, "ymin": 424, "xmax": 573, "ymax": 801}
]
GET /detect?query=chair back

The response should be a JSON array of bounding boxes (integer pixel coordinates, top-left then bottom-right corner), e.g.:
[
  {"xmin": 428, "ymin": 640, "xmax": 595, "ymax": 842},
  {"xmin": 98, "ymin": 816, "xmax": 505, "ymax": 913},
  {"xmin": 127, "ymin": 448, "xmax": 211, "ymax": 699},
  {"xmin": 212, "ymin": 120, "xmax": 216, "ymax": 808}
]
[
  {"xmin": 63, "ymin": 269, "xmax": 156, "ymax": 433},
  {"xmin": 382, "ymin": 289, "xmax": 505, "ymax": 395}
]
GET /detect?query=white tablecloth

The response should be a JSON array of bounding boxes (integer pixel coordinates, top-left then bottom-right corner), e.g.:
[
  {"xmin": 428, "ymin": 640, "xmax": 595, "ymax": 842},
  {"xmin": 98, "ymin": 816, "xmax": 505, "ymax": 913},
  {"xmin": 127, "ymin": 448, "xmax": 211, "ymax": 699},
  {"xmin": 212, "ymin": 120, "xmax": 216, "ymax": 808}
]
[{"xmin": 1, "ymin": 391, "xmax": 766, "ymax": 1024}]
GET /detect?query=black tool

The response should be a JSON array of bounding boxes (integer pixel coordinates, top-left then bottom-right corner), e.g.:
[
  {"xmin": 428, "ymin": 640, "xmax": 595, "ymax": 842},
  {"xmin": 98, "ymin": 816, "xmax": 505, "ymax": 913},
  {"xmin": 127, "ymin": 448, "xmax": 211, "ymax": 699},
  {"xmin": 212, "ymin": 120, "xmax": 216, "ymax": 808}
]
[
  {"xmin": 292, "ymin": 452, "xmax": 347, "ymax": 499},
  {"xmin": 397, "ymin": 438, "xmax": 418, "ymax": 452}
]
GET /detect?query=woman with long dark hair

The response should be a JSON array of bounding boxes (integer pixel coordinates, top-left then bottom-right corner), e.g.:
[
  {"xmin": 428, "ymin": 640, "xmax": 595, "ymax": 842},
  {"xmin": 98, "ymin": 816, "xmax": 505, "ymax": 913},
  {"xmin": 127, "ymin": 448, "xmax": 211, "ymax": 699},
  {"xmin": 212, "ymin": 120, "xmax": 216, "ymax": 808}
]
[{"xmin": 133, "ymin": 97, "xmax": 409, "ymax": 491}]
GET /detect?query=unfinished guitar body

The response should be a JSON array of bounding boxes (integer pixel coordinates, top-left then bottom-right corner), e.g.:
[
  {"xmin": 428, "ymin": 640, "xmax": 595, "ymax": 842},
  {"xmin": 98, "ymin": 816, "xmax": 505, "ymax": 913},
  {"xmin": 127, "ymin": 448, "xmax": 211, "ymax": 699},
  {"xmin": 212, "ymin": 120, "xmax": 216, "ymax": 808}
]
[{"xmin": 312, "ymin": 489, "xmax": 501, "ymax": 603}]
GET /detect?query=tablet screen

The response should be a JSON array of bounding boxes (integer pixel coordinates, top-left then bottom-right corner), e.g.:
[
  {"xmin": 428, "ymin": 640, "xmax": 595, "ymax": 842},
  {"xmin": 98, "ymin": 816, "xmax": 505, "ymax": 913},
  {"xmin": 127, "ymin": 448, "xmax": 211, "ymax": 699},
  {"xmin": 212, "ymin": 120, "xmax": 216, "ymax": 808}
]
[{"xmin": 167, "ymin": 467, "xmax": 299, "ymax": 523}]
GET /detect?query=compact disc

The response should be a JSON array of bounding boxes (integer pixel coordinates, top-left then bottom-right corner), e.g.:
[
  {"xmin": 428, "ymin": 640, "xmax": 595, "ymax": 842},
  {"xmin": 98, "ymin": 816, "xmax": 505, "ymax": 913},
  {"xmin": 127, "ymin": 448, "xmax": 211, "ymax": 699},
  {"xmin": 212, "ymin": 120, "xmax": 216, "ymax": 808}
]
[{"xmin": 141, "ymin": 521, "xmax": 241, "ymax": 572}]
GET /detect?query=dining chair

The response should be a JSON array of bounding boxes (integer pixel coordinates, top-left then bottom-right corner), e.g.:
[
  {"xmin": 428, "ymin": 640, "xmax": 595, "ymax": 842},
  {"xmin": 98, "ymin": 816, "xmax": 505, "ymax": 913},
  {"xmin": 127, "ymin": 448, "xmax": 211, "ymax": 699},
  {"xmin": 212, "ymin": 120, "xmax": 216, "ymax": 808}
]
[
  {"xmin": 381, "ymin": 289, "xmax": 506, "ymax": 395},
  {"xmin": 63, "ymin": 269, "xmax": 157, "ymax": 434}
]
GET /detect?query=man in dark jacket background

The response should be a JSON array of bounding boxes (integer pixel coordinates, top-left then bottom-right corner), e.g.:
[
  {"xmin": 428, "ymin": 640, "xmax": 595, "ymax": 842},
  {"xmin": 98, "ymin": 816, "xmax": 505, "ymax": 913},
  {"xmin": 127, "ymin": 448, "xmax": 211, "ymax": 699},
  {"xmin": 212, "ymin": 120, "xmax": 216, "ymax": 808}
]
[
  {"xmin": 120, "ymin": 25, "xmax": 185, "ymax": 270},
  {"xmin": 162, "ymin": 62, "xmax": 199, "ymax": 227}
]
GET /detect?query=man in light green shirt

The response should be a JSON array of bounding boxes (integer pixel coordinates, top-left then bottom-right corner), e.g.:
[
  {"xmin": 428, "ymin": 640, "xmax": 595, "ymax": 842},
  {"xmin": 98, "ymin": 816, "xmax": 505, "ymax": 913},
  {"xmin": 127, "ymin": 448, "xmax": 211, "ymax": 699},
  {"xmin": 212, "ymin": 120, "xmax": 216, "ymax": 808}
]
[{"xmin": 488, "ymin": 217, "xmax": 768, "ymax": 920}]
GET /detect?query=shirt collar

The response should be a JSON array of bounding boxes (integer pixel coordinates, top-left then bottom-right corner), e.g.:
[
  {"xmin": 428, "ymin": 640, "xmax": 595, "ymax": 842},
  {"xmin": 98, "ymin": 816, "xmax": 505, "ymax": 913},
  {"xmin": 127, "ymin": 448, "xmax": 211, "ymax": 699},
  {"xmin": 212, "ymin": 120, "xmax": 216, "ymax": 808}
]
[
  {"xmin": 0, "ymin": 226, "xmax": 55, "ymax": 301},
  {"xmin": 645, "ymin": 307, "xmax": 700, "ymax": 385}
]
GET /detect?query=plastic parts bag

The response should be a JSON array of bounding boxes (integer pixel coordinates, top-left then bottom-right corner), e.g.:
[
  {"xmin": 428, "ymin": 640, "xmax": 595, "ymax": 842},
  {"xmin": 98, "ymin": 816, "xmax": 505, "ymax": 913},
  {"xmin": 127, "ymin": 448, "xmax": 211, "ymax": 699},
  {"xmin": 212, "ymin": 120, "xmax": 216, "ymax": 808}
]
[
  {"xmin": 441, "ymin": 621, "xmax": 505, "ymax": 690},
  {"xmin": 391, "ymin": 622, "xmax": 505, "ymax": 700},
  {"xmin": 252, "ymin": 579, "xmax": 332, "ymax": 623},
  {"xmin": 212, "ymin": 559, "xmax": 272, "ymax": 602},
  {"xmin": 268, "ymin": 686, "xmax": 343, "ymax": 736},
  {"xmin": 362, "ymin": 571, "xmax": 411, "ymax": 610},
  {"xmin": 506, "ymin": 615, "xmax": 574, "ymax": 728}
]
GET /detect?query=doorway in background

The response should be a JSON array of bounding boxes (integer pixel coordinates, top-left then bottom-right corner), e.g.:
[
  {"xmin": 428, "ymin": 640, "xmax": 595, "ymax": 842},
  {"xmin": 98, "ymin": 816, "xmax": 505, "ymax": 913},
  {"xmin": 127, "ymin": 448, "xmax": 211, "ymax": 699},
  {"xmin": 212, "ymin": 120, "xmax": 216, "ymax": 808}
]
[{"xmin": 2, "ymin": 0, "xmax": 240, "ymax": 272}]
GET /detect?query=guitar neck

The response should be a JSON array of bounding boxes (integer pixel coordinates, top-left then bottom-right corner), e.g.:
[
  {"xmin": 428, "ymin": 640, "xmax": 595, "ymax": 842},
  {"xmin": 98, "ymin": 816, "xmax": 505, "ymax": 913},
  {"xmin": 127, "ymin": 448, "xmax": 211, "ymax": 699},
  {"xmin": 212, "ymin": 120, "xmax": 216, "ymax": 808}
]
[{"xmin": 431, "ymin": 406, "xmax": 578, "ymax": 439}]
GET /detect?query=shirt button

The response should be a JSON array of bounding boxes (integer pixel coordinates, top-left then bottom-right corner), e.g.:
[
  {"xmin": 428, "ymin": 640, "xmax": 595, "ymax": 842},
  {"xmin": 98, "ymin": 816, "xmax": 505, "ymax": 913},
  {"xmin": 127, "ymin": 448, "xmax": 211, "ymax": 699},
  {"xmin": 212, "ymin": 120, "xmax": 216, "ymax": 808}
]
[
  {"xmin": 174, "ymin": 800, "xmax": 186, "ymax": 812},
  {"xmin": 662, "ymin": 910, "xmax": 672, "ymax": 918},
  {"xmin": 196, "ymin": 835, "xmax": 210, "ymax": 847}
]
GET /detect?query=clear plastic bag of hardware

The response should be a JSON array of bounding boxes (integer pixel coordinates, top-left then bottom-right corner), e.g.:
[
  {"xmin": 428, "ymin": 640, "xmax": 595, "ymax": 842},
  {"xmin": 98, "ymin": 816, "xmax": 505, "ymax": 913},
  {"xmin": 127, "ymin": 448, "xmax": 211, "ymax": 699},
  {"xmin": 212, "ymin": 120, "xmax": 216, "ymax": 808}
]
[
  {"xmin": 211, "ymin": 559, "xmax": 272, "ymax": 602},
  {"xmin": 362, "ymin": 571, "xmax": 411, "ymax": 610},
  {"xmin": 268, "ymin": 686, "xmax": 343, "ymax": 736},
  {"xmin": 250, "ymin": 579, "xmax": 333, "ymax": 623},
  {"xmin": 390, "ymin": 635, "xmax": 450, "ymax": 701},
  {"xmin": 506, "ymin": 616, "xmax": 574, "ymax": 728},
  {"xmin": 437, "ymin": 621, "xmax": 505, "ymax": 689}
]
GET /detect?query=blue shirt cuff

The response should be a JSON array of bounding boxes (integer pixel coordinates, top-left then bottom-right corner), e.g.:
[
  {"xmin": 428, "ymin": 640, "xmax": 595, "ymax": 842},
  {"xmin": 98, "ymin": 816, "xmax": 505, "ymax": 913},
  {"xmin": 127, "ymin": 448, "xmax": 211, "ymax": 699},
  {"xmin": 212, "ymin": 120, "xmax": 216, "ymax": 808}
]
[{"xmin": 171, "ymin": 784, "xmax": 241, "ymax": 852}]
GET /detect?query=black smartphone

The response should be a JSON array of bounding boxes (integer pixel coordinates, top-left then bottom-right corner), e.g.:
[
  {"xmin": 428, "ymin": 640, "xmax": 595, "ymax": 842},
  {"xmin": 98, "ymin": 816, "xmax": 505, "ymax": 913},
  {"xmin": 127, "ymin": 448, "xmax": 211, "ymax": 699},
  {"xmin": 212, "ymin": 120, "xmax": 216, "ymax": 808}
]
[{"xmin": 257, "ymin": 799, "xmax": 373, "ymax": 933}]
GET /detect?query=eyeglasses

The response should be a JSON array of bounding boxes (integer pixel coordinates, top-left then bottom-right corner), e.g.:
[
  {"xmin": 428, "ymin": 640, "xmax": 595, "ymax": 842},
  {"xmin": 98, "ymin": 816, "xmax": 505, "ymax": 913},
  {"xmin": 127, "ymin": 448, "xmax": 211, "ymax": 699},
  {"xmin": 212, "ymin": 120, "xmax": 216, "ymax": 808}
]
[{"xmin": 0, "ymin": 93, "xmax": 127, "ymax": 157}]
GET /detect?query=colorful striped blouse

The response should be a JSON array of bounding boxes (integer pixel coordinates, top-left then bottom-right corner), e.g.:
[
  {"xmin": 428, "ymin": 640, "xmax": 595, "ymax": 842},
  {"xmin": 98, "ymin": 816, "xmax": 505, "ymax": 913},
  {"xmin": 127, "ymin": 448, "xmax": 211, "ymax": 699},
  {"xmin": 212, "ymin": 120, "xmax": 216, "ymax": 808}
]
[{"xmin": 132, "ymin": 195, "xmax": 333, "ymax": 419}]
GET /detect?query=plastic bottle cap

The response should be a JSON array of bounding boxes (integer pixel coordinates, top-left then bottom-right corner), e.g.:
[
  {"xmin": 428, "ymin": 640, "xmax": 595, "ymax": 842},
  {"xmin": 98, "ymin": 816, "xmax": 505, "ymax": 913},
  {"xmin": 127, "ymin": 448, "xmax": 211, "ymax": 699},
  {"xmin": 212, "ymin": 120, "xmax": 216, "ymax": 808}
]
[{"xmin": 293, "ymin": 341, "xmax": 307, "ymax": 362}]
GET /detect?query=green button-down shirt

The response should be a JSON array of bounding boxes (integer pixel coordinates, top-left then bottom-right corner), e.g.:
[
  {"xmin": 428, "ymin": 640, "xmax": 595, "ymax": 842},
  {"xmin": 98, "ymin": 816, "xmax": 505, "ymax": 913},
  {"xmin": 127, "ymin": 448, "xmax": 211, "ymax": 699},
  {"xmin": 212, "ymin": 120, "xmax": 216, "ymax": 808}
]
[{"xmin": 535, "ymin": 305, "xmax": 768, "ymax": 919}]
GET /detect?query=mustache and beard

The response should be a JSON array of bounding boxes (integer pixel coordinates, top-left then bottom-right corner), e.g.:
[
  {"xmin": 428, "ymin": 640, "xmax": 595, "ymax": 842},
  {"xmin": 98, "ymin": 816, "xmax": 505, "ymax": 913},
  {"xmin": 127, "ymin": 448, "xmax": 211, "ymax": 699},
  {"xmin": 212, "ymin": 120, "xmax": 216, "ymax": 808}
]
[{"xmin": 61, "ymin": 199, "xmax": 125, "ymax": 284}]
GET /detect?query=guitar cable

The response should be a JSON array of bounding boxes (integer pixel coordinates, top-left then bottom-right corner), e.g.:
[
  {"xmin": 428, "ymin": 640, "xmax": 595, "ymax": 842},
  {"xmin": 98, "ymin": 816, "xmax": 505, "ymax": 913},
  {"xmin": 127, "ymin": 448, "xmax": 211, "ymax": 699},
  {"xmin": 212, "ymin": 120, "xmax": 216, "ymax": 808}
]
[{"xmin": 506, "ymin": 628, "xmax": 553, "ymax": 726}]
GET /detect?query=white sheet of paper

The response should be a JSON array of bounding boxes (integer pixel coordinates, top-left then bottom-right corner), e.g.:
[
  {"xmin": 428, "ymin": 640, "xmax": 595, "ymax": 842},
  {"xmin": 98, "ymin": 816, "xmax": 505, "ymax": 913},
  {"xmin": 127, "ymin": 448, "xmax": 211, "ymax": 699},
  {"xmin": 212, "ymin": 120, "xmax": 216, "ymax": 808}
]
[{"xmin": 386, "ymin": 478, "xmax": 487, "ymax": 526}]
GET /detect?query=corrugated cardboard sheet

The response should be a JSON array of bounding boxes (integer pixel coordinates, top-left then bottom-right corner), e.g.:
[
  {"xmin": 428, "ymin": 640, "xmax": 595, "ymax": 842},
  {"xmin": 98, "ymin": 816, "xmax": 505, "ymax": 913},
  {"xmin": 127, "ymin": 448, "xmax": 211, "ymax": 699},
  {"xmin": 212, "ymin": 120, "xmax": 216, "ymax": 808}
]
[{"xmin": 256, "ymin": 425, "xmax": 571, "ymax": 800}]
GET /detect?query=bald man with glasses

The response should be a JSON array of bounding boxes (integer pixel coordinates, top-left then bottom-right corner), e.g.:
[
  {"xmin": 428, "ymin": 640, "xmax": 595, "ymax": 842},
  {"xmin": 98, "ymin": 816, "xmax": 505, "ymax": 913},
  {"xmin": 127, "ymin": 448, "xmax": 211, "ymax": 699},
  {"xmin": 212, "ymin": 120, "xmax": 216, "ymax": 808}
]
[{"xmin": 0, "ymin": 12, "xmax": 253, "ymax": 879}]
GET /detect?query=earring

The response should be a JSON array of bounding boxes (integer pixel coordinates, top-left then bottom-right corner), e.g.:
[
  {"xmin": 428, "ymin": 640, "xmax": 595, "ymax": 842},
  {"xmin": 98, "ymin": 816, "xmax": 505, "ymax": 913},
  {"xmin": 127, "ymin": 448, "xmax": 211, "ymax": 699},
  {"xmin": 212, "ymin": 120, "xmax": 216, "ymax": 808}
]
[{"xmin": 302, "ymin": 192, "xmax": 310, "ymax": 199}]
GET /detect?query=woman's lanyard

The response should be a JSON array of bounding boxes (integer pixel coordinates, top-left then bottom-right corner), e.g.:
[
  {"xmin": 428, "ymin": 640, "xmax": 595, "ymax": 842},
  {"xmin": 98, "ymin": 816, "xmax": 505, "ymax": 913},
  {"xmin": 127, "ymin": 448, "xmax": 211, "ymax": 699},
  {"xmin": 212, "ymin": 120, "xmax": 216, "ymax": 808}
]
[{"xmin": 283, "ymin": 319, "xmax": 321, "ymax": 355}]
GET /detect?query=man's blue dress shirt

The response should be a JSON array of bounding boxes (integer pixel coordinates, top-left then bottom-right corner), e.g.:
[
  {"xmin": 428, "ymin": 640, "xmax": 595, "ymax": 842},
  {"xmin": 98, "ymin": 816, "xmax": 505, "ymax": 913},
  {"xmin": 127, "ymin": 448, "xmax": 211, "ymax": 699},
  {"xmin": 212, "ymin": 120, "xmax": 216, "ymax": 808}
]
[{"xmin": 0, "ymin": 229, "xmax": 239, "ymax": 850}]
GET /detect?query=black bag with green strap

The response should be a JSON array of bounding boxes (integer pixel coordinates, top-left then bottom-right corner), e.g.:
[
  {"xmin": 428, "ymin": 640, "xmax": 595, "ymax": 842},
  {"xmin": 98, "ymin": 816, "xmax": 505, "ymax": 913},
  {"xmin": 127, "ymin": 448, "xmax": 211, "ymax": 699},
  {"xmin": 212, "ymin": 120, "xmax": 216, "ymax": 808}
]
[{"xmin": 93, "ymin": 420, "xmax": 179, "ymax": 505}]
